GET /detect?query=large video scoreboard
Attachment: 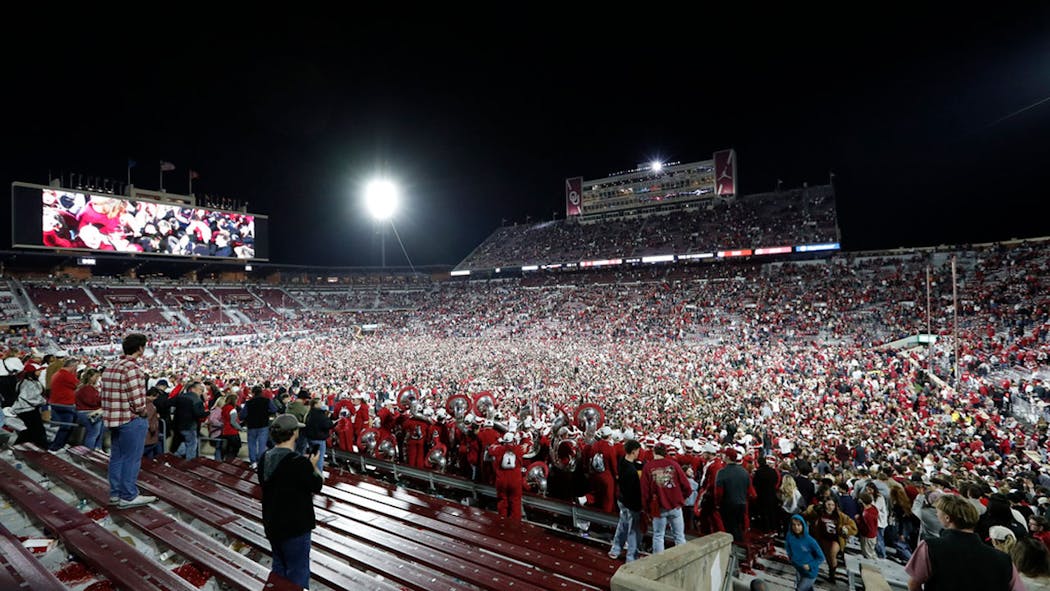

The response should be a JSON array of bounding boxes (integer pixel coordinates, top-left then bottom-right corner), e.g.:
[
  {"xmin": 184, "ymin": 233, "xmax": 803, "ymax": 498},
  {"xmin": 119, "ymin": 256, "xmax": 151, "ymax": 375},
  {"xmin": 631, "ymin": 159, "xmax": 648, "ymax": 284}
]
[
  {"xmin": 565, "ymin": 149, "xmax": 737, "ymax": 219},
  {"xmin": 11, "ymin": 182, "xmax": 269, "ymax": 261}
]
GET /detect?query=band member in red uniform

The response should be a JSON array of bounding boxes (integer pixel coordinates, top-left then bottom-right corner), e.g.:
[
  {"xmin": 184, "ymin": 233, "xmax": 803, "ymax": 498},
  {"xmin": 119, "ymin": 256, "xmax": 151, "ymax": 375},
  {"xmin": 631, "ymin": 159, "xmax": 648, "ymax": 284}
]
[
  {"xmin": 490, "ymin": 431, "xmax": 525, "ymax": 520},
  {"xmin": 477, "ymin": 418, "xmax": 501, "ymax": 484},
  {"xmin": 695, "ymin": 442, "xmax": 726, "ymax": 534},
  {"xmin": 402, "ymin": 410, "xmax": 429, "ymax": 468},
  {"xmin": 589, "ymin": 426, "xmax": 618, "ymax": 513},
  {"xmin": 334, "ymin": 407, "xmax": 355, "ymax": 451},
  {"xmin": 332, "ymin": 392, "xmax": 354, "ymax": 419},
  {"xmin": 351, "ymin": 393, "xmax": 370, "ymax": 451}
]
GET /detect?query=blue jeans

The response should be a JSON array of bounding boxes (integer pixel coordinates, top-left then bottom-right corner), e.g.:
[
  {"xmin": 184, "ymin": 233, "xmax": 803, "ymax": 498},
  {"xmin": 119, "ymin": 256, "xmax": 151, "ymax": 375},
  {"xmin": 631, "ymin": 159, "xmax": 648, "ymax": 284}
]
[
  {"xmin": 610, "ymin": 501, "xmax": 643, "ymax": 561},
  {"xmin": 77, "ymin": 410, "xmax": 104, "ymax": 449},
  {"xmin": 108, "ymin": 417, "xmax": 147, "ymax": 501},
  {"xmin": 48, "ymin": 406, "xmax": 77, "ymax": 450},
  {"xmin": 876, "ymin": 526, "xmax": 886, "ymax": 558},
  {"xmin": 248, "ymin": 427, "xmax": 269, "ymax": 464},
  {"xmin": 271, "ymin": 532, "xmax": 311, "ymax": 589},
  {"xmin": 795, "ymin": 572, "xmax": 817, "ymax": 591},
  {"xmin": 177, "ymin": 428, "xmax": 200, "ymax": 460},
  {"xmin": 143, "ymin": 442, "xmax": 162, "ymax": 459},
  {"xmin": 651, "ymin": 506, "xmax": 686, "ymax": 553},
  {"xmin": 308, "ymin": 439, "xmax": 326, "ymax": 473}
]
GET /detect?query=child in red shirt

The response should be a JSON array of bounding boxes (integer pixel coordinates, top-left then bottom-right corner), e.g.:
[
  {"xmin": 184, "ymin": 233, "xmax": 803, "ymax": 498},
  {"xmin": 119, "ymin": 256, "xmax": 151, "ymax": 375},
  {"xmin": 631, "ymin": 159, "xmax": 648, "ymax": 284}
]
[{"xmin": 856, "ymin": 491, "xmax": 879, "ymax": 559}]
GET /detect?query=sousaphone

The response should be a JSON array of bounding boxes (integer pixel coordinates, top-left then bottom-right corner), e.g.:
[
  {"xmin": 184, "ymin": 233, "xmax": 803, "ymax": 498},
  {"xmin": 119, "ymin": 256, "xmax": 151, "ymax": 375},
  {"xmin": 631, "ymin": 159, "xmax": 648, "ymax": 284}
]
[
  {"xmin": 573, "ymin": 403, "xmax": 606, "ymax": 443},
  {"xmin": 446, "ymin": 393, "xmax": 473, "ymax": 421},
  {"xmin": 397, "ymin": 385, "xmax": 420, "ymax": 412},
  {"xmin": 472, "ymin": 390, "xmax": 497, "ymax": 419}
]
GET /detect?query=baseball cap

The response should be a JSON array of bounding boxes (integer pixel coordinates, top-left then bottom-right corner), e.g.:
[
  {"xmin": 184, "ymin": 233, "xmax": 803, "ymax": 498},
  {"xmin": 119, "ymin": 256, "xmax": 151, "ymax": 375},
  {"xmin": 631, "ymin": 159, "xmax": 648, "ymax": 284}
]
[
  {"xmin": 989, "ymin": 525, "xmax": 1015, "ymax": 543},
  {"xmin": 723, "ymin": 447, "xmax": 740, "ymax": 462},
  {"xmin": 271, "ymin": 414, "xmax": 306, "ymax": 431}
]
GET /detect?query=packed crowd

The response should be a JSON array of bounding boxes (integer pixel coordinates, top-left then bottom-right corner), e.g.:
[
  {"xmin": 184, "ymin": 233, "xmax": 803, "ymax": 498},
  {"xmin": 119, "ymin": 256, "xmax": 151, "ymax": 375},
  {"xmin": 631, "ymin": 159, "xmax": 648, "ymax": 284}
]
[
  {"xmin": 457, "ymin": 186, "xmax": 838, "ymax": 270},
  {"xmin": 2, "ymin": 237, "xmax": 1050, "ymax": 586}
]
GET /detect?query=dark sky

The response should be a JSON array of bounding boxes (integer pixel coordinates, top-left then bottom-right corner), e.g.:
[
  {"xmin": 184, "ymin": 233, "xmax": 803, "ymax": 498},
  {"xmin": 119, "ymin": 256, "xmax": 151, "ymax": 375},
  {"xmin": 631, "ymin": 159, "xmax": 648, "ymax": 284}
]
[{"xmin": 3, "ymin": 9, "xmax": 1049, "ymax": 267}]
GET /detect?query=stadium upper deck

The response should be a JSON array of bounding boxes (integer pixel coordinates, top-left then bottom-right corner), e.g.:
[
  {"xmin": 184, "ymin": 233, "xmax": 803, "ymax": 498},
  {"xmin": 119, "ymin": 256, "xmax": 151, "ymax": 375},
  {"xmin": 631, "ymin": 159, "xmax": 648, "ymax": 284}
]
[{"xmin": 455, "ymin": 184, "xmax": 839, "ymax": 272}]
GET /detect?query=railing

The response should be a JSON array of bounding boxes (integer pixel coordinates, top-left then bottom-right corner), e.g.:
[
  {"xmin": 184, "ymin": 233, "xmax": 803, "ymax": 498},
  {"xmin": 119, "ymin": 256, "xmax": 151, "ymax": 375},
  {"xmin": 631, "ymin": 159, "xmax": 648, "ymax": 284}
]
[{"xmin": 331, "ymin": 449, "xmax": 621, "ymax": 529}]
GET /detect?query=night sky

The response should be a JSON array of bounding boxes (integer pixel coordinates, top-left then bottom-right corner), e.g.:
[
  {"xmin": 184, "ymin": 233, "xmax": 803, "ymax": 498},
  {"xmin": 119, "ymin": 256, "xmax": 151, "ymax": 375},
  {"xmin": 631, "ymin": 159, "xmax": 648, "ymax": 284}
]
[{"xmin": 3, "ymin": 9, "xmax": 1049, "ymax": 267}]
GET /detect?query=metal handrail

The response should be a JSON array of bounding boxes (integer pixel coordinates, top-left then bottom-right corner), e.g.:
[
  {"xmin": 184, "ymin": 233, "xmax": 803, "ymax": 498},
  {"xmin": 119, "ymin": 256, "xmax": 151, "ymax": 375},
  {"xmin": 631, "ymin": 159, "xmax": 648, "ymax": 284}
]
[{"xmin": 331, "ymin": 449, "xmax": 621, "ymax": 529}]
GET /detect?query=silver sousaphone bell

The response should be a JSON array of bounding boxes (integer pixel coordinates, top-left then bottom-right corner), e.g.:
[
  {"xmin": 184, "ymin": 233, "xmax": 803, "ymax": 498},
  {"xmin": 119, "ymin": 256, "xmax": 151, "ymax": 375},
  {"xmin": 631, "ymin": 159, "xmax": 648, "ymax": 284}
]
[{"xmin": 427, "ymin": 447, "xmax": 447, "ymax": 471}]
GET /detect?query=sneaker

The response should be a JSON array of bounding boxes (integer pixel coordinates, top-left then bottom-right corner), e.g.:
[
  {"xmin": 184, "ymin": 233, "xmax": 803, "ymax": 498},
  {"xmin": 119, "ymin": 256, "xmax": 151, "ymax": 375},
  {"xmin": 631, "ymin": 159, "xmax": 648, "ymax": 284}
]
[
  {"xmin": 118, "ymin": 495, "xmax": 157, "ymax": 508},
  {"xmin": 608, "ymin": 550, "xmax": 620, "ymax": 560},
  {"xmin": 109, "ymin": 496, "xmax": 120, "ymax": 505}
]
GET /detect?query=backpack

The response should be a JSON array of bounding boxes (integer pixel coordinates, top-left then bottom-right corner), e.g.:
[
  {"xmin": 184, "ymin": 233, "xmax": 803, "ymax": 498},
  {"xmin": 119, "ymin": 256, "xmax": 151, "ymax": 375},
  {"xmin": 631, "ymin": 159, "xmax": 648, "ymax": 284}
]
[
  {"xmin": 500, "ymin": 449, "xmax": 517, "ymax": 470},
  {"xmin": 208, "ymin": 405, "xmax": 224, "ymax": 436},
  {"xmin": 590, "ymin": 452, "xmax": 606, "ymax": 473},
  {"xmin": 0, "ymin": 374, "xmax": 17, "ymax": 408}
]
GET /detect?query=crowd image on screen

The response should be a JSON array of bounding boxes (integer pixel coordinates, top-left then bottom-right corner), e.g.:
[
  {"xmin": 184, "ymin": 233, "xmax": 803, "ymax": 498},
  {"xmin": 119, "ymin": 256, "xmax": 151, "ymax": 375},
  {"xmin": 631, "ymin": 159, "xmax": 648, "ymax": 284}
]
[{"xmin": 41, "ymin": 189, "xmax": 255, "ymax": 259}]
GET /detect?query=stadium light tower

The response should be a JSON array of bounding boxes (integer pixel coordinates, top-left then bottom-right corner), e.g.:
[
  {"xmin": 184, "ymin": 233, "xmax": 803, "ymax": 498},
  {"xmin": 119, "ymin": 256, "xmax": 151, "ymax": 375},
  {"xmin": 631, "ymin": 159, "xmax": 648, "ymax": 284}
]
[
  {"xmin": 364, "ymin": 179, "xmax": 400, "ymax": 267},
  {"xmin": 650, "ymin": 161, "xmax": 663, "ymax": 172}
]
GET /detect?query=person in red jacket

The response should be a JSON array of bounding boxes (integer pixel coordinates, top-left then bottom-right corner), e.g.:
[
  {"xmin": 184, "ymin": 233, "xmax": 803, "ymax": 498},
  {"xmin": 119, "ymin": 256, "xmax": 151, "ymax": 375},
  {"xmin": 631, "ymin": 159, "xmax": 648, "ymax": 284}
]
[
  {"xmin": 75, "ymin": 368, "xmax": 104, "ymax": 449},
  {"xmin": 642, "ymin": 442, "xmax": 693, "ymax": 554},
  {"xmin": 490, "ymin": 432, "xmax": 525, "ymax": 520},
  {"xmin": 589, "ymin": 426, "xmax": 618, "ymax": 513},
  {"xmin": 219, "ymin": 394, "xmax": 244, "ymax": 460},
  {"xmin": 48, "ymin": 358, "xmax": 81, "ymax": 451}
]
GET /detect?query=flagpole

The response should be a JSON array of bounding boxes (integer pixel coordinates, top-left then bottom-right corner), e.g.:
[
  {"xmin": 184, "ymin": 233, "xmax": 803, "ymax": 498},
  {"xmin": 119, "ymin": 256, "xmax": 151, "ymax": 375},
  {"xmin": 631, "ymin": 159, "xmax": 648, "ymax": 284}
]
[
  {"xmin": 159, "ymin": 161, "xmax": 164, "ymax": 192},
  {"xmin": 188, "ymin": 170, "xmax": 193, "ymax": 196},
  {"xmin": 952, "ymin": 255, "xmax": 959, "ymax": 390},
  {"xmin": 926, "ymin": 264, "xmax": 932, "ymax": 372}
]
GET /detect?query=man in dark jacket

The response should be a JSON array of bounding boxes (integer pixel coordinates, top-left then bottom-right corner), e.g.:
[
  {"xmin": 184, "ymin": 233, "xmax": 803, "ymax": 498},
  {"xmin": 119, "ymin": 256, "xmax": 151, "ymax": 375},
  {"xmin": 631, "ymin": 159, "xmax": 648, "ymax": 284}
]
[
  {"xmin": 159, "ymin": 381, "xmax": 208, "ymax": 460},
  {"xmin": 609, "ymin": 439, "xmax": 644, "ymax": 561},
  {"xmin": 259, "ymin": 414, "xmax": 322, "ymax": 589},
  {"xmin": 242, "ymin": 385, "xmax": 278, "ymax": 468},
  {"xmin": 752, "ymin": 454, "xmax": 781, "ymax": 532},
  {"xmin": 716, "ymin": 447, "xmax": 751, "ymax": 542},
  {"xmin": 302, "ymin": 398, "xmax": 334, "ymax": 474}
]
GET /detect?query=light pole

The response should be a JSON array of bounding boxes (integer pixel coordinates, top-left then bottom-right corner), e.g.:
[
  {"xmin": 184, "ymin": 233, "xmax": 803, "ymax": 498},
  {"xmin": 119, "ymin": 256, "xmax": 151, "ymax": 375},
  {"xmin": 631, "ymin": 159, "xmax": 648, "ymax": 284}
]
[{"xmin": 364, "ymin": 179, "xmax": 399, "ymax": 268}]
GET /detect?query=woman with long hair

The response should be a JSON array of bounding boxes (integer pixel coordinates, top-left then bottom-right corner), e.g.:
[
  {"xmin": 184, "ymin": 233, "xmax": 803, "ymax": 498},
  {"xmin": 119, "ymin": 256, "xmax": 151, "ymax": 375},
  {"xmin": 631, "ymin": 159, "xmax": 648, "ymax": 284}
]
[
  {"xmin": 887, "ymin": 483, "xmax": 915, "ymax": 561},
  {"xmin": 802, "ymin": 496, "xmax": 857, "ymax": 583},
  {"xmin": 780, "ymin": 471, "xmax": 803, "ymax": 524}
]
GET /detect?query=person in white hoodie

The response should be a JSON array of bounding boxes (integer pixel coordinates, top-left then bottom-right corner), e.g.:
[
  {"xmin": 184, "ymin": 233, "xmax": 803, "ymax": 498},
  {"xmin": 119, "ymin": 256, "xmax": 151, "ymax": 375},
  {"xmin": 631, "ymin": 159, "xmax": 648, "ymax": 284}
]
[{"xmin": 12, "ymin": 362, "xmax": 47, "ymax": 448}]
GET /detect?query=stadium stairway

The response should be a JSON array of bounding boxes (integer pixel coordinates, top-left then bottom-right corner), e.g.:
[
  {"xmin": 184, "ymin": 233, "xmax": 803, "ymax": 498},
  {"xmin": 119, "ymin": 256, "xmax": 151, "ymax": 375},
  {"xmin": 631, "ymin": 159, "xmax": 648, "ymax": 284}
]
[
  {"xmin": 0, "ymin": 444, "xmax": 619, "ymax": 590},
  {"xmin": 330, "ymin": 452, "xmax": 906, "ymax": 591}
]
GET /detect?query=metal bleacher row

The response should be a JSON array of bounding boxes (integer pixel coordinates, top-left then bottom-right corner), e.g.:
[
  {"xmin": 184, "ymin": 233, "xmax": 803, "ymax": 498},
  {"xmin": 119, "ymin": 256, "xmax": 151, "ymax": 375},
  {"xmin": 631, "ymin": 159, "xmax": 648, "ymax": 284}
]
[{"xmin": 0, "ymin": 444, "xmax": 618, "ymax": 590}]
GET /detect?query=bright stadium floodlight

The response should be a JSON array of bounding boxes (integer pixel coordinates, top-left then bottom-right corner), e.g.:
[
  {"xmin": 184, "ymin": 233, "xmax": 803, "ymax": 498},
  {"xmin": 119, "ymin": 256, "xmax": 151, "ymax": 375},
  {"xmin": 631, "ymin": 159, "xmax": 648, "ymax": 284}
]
[
  {"xmin": 364, "ymin": 179, "xmax": 399, "ymax": 221},
  {"xmin": 650, "ymin": 161, "xmax": 663, "ymax": 172}
]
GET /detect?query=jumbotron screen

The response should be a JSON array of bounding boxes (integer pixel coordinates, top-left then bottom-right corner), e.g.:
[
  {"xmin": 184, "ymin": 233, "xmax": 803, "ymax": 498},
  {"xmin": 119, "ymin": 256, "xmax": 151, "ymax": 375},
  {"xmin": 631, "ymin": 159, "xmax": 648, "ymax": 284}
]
[{"xmin": 10, "ymin": 183, "xmax": 269, "ymax": 260}]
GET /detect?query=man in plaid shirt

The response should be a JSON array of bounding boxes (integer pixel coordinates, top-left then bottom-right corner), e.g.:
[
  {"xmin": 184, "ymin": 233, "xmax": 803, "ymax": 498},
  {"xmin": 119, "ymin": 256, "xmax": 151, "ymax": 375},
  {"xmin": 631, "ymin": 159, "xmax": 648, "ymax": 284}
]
[{"xmin": 101, "ymin": 333, "xmax": 156, "ymax": 507}]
